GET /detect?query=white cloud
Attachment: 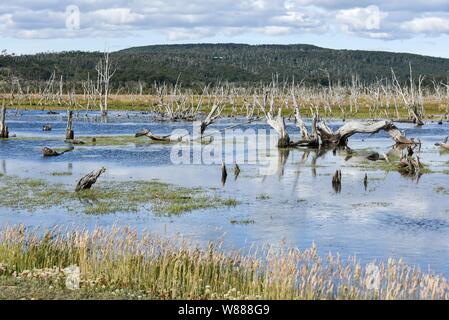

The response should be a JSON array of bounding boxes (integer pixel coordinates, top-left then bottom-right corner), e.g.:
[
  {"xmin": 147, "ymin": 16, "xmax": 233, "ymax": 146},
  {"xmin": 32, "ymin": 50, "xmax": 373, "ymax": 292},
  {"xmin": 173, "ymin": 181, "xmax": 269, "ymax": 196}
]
[
  {"xmin": 0, "ymin": 1, "xmax": 448, "ymax": 41},
  {"xmin": 402, "ymin": 16, "xmax": 449, "ymax": 35},
  {"xmin": 336, "ymin": 5, "xmax": 387, "ymax": 32}
]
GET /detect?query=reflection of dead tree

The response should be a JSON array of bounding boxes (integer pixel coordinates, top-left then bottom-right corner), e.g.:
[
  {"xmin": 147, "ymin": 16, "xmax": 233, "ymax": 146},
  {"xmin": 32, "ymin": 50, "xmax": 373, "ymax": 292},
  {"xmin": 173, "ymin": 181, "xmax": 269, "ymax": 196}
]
[
  {"xmin": 221, "ymin": 162, "xmax": 227, "ymax": 186},
  {"xmin": 332, "ymin": 170, "xmax": 341, "ymax": 193},
  {"xmin": 435, "ymin": 136, "xmax": 449, "ymax": 151},
  {"xmin": 75, "ymin": 167, "xmax": 106, "ymax": 192},
  {"xmin": 234, "ymin": 164, "xmax": 240, "ymax": 180}
]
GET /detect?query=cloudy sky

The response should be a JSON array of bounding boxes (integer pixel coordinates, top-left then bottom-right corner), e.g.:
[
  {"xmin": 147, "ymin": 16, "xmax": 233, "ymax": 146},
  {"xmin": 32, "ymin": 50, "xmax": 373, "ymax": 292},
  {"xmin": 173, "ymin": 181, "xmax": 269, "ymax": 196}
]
[{"xmin": 1, "ymin": 0, "xmax": 449, "ymax": 57}]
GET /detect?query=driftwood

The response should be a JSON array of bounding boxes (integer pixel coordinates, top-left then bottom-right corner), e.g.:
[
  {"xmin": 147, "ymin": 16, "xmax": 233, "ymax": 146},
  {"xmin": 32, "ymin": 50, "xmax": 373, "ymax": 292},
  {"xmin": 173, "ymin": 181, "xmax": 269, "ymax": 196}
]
[
  {"xmin": 258, "ymin": 92, "xmax": 416, "ymax": 148},
  {"xmin": 65, "ymin": 110, "xmax": 74, "ymax": 140},
  {"xmin": 75, "ymin": 167, "xmax": 106, "ymax": 192},
  {"xmin": 135, "ymin": 129, "xmax": 174, "ymax": 141},
  {"xmin": 435, "ymin": 136, "xmax": 449, "ymax": 151},
  {"xmin": 42, "ymin": 146, "xmax": 74, "ymax": 157},
  {"xmin": 0, "ymin": 105, "xmax": 8, "ymax": 138}
]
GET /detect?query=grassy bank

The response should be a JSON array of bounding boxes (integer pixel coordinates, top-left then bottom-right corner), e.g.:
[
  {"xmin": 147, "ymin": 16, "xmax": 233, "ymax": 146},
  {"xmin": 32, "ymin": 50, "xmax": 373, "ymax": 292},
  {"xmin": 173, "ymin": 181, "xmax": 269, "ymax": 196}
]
[
  {"xmin": 5, "ymin": 94, "xmax": 449, "ymax": 120},
  {"xmin": 0, "ymin": 226, "xmax": 448, "ymax": 300},
  {"xmin": 0, "ymin": 175, "xmax": 237, "ymax": 215}
]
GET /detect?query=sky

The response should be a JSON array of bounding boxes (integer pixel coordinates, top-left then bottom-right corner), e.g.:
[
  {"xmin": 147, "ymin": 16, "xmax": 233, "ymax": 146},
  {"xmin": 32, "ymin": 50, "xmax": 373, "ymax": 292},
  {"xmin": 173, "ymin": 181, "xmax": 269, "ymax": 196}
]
[{"xmin": 1, "ymin": 0, "xmax": 449, "ymax": 58}]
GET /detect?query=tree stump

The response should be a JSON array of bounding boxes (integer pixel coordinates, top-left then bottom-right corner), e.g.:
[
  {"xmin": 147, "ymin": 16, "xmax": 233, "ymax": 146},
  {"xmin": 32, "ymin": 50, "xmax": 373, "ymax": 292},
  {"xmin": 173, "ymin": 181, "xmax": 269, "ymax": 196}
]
[
  {"xmin": 66, "ymin": 110, "xmax": 74, "ymax": 140},
  {"xmin": 75, "ymin": 167, "xmax": 106, "ymax": 192},
  {"xmin": 0, "ymin": 105, "xmax": 8, "ymax": 139}
]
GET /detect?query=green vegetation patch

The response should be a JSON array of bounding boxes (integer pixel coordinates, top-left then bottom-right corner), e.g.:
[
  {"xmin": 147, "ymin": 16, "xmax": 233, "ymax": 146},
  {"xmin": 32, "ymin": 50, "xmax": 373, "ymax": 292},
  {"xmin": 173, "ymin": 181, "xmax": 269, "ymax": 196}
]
[{"xmin": 0, "ymin": 175, "xmax": 238, "ymax": 215}]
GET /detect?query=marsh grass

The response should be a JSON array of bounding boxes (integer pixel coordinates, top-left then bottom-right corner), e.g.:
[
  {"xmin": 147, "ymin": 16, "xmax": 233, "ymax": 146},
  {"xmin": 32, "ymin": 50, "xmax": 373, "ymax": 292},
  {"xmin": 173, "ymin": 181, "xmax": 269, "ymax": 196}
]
[
  {"xmin": 0, "ymin": 175, "xmax": 237, "ymax": 215},
  {"xmin": 0, "ymin": 226, "xmax": 448, "ymax": 300}
]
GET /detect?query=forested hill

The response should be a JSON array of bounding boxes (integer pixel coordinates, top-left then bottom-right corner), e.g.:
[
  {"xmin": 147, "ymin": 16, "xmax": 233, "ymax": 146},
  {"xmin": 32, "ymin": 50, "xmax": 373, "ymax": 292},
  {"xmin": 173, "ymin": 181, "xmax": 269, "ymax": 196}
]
[{"xmin": 1, "ymin": 43, "xmax": 449, "ymax": 88}]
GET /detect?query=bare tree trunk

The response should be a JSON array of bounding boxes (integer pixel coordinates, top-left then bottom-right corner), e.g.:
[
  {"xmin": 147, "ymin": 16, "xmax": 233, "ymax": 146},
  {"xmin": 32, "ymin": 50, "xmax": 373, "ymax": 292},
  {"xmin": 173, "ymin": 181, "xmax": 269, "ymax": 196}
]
[
  {"xmin": 66, "ymin": 110, "xmax": 74, "ymax": 140},
  {"xmin": 0, "ymin": 104, "xmax": 8, "ymax": 139}
]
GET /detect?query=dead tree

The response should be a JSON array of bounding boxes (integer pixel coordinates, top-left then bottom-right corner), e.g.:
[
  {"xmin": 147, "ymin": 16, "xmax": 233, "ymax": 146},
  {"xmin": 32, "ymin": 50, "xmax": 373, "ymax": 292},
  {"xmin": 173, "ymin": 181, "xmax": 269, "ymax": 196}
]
[
  {"xmin": 391, "ymin": 67, "xmax": 424, "ymax": 126},
  {"xmin": 95, "ymin": 50, "xmax": 116, "ymax": 117},
  {"xmin": 0, "ymin": 104, "xmax": 8, "ymax": 138},
  {"xmin": 65, "ymin": 110, "xmax": 74, "ymax": 140},
  {"xmin": 75, "ymin": 167, "xmax": 106, "ymax": 192}
]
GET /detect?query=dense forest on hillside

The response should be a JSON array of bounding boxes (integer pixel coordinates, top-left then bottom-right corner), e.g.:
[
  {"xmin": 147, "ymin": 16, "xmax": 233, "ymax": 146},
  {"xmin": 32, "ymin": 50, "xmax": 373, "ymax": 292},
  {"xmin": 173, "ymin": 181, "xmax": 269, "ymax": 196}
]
[{"xmin": 1, "ymin": 44, "xmax": 449, "ymax": 91}]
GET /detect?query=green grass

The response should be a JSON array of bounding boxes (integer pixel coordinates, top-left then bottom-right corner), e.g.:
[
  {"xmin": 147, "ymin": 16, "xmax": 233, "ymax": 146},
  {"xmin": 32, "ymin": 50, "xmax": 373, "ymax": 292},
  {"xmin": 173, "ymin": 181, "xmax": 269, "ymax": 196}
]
[
  {"xmin": 0, "ymin": 175, "xmax": 238, "ymax": 215},
  {"xmin": 0, "ymin": 226, "xmax": 448, "ymax": 300}
]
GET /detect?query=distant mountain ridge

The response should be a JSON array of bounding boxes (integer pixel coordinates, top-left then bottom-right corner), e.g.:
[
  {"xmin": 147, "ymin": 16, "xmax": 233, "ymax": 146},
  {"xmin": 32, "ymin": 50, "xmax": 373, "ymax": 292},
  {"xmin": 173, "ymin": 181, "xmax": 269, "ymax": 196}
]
[{"xmin": 1, "ymin": 43, "xmax": 448, "ymax": 88}]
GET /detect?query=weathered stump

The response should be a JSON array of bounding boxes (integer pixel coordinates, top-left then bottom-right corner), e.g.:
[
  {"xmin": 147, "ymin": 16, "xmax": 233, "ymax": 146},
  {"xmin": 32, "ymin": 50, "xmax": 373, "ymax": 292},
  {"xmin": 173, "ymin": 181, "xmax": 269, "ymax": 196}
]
[
  {"xmin": 0, "ymin": 105, "xmax": 8, "ymax": 139},
  {"xmin": 65, "ymin": 110, "xmax": 74, "ymax": 140},
  {"xmin": 75, "ymin": 167, "xmax": 106, "ymax": 192}
]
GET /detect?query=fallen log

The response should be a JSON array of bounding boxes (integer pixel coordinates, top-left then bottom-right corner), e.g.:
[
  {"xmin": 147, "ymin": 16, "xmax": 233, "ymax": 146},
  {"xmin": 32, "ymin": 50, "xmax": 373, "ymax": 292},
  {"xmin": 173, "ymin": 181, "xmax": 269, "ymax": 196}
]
[
  {"xmin": 75, "ymin": 167, "xmax": 106, "ymax": 192},
  {"xmin": 435, "ymin": 136, "xmax": 449, "ymax": 151},
  {"xmin": 135, "ymin": 129, "xmax": 174, "ymax": 142},
  {"xmin": 42, "ymin": 146, "xmax": 74, "ymax": 157}
]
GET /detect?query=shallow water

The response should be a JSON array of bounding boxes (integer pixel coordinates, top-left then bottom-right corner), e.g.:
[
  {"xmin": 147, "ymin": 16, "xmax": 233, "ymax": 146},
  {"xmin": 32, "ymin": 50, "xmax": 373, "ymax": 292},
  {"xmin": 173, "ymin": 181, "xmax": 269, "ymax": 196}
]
[{"xmin": 1, "ymin": 110, "xmax": 449, "ymax": 276}]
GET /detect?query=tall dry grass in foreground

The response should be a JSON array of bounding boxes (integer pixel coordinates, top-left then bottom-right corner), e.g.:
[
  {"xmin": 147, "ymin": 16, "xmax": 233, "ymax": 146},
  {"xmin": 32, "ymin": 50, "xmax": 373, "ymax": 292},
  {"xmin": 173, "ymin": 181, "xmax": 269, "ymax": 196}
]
[{"xmin": 0, "ymin": 225, "xmax": 448, "ymax": 300}]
